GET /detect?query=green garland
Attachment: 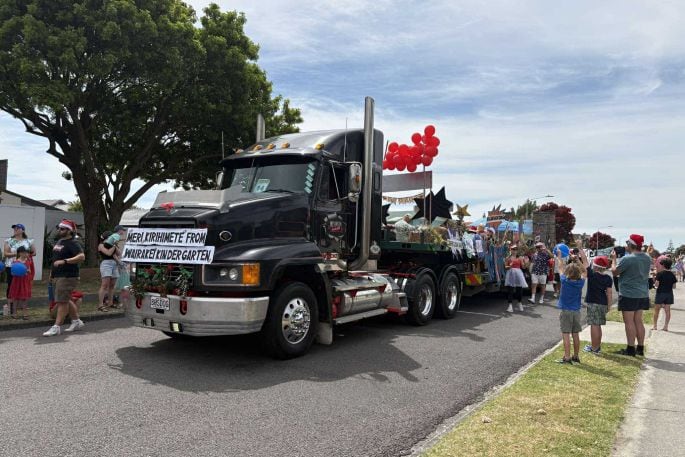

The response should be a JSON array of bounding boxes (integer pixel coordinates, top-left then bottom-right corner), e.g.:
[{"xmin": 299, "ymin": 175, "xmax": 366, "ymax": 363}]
[{"xmin": 130, "ymin": 264, "xmax": 193, "ymax": 299}]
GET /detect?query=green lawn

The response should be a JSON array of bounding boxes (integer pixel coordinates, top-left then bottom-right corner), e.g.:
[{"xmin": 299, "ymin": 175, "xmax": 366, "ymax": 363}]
[{"xmin": 424, "ymin": 343, "xmax": 643, "ymax": 457}]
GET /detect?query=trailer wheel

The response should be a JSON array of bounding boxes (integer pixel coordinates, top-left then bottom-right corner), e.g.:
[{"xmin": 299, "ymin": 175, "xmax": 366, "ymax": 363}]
[
  {"xmin": 262, "ymin": 282, "xmax": 318, "ymax": 359},
  {"xmin": 405, "ymin": 274, "xmax": 435, "ymax": 326},
  {"xmin": 436, "ymin": 273, "xmax": 461, "ymax": 319}
]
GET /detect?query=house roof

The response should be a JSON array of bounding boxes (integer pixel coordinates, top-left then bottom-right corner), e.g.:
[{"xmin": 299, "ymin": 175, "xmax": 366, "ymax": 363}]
[{"xmin": 1, "ymin": 190, "xmax": 66, "ymax": 211}]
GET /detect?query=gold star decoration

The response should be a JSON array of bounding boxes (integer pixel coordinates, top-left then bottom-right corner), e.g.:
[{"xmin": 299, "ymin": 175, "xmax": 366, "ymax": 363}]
[{"xmin": 454, "ymin": 203, "xmax": 470, "ymax": 219}]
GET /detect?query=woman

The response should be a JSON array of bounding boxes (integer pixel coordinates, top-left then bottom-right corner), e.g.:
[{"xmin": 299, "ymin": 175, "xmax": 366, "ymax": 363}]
[
  {"xmin": 97, "ymin": 230, "xmax": 120, "ymax": 311},
  {"xmin": 504, "ymin": 245, "xmax": 529, "ymax": 313},
  {"xmin": 3, "ymin": 223, "xmax": 36, "ymax": 311}
]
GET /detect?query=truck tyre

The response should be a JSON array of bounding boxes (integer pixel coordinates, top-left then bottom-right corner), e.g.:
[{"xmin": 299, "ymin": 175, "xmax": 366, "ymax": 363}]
[
  {"xmin": 262, "ymin": 282, "xmax": 319, "ymax": 359},
  {"xmin": 436, "ymin": 273, "xmax": 461, "ymax": 319},
  {"xmin": 405, "ymin": 274, "xmax": 435, "ymax": 326}
]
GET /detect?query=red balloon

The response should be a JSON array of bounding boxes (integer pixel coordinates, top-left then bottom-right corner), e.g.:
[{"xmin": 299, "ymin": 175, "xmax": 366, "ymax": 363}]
[
  {"xmin": 393, "ymin": 154, "xmax": 405, "ymax": 166},
  {"xmin": 398, "ymin": 143, "xmax": 410, "ymax": 156},
  {"xmin": 425, "ymin": 145, "xmax": 438, "ymax": 157},
  {"xmin": 421, "ymin": 154, "xmax": 433, "ymax": 166},
  {"xmin": 428, "ymin": 136, "xmax": 440, "ymax": 147},
  {"xmin": 386, "ymin": 160, "xmax": 396, "ymax": 170},
  {"xmin": 388, "ymin": 142, "xmax": 399, "ymax": 153},
  {"xmin": 382, "ymin": 159, "xmax": 390, "ymax": 169},
  {"xmin": 407, "ymin": 162, "xmax": 417, "ymax": 172},
  {"xmin": 396, "ymin": 162, "xmax": 406, "ymax": 172},
  {"xmin": 424, "ymin": 125, "xmax": 436, "ymax": 137},
  {"xmin": 411, "ymin": 133, "xmax": 422, "ymax": 145}
]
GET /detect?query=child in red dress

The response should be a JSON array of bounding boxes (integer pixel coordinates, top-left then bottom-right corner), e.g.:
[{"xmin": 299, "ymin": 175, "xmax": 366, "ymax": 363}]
[{"xmin": 8, "ymin": 246, "xmax": 32, "ymax": 319}]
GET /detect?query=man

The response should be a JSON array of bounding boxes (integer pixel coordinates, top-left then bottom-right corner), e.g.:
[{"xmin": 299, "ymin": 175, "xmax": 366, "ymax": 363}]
[
  {"xmin": 43, "ymin": 219, "xmax": 86, "ymax": 337},
  {"xmin": 611, "ymin": 233, "xmax": 652, "ymax": 356},
  {"xmin": 529, "ymin": 242, "xmax": 552, "ymax": 304},
  {"xmin": 393, "ymin": 214, "xmax": 414, "ymax": 242}
]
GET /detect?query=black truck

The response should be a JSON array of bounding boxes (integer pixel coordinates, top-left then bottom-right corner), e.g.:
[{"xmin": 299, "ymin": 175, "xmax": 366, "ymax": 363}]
[{"xmin": 125, "ymin": 97, "xmax": 479, "ymax": 358}]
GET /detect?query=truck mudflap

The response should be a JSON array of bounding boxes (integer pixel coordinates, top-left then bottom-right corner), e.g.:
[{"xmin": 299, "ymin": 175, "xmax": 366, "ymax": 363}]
[{"xmin": 126, "ymin": 293, "xmax": 269, "ymax": 337}]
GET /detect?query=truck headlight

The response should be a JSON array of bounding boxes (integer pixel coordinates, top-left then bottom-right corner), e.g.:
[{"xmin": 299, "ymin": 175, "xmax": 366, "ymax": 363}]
[{"xmin": 228, "ymin": 268, "xmax": 239, "ymax": 281}]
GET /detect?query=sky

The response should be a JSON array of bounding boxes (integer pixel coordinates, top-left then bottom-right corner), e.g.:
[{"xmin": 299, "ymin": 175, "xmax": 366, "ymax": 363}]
[{"xmin": 1, "ymin": 0, "xmax": 684, "ymax": 250}]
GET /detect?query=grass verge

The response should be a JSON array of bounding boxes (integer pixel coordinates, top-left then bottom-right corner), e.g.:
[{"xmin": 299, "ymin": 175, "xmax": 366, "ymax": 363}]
[
  {"xmin": 423, "ymin": 342, "xmax": 642, "ymax": 457},
  {"xmin": 606, "ymin": 307, "xmax": 653, "ymax": 326}
]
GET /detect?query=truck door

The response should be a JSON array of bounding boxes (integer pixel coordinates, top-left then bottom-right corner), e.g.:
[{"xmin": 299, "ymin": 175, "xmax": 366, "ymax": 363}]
[{"xmin": 313, "ymin": 162, "xmax": 353, "ymax": 257}]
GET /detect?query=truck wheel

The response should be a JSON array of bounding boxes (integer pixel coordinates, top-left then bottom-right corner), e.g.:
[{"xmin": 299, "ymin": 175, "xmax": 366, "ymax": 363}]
[
  {"xmin": 262, "ymin": 282, "xmax": 318, "ymax": 359},
  {"xmin": 405, "ymin": 274, "xmax": 435, "ymax": 326},
  {"xmin": 436, "ymin": 273, "xmax": 461, "ymax": 319}
]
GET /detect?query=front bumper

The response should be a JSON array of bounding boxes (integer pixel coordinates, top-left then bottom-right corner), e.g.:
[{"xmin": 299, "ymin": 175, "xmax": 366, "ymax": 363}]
[{"xmin": 126, "ymin": 292, "xmax": 269, "ymax": 336}]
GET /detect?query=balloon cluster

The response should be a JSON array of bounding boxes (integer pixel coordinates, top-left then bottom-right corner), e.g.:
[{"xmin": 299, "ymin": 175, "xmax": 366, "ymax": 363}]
[{"xmin": 383, "ymin": 125, "xmax": 440, "ymax": 172}]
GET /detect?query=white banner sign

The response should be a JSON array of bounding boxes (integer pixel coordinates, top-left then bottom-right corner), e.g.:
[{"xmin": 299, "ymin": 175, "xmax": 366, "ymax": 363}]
[
  {"xmin": 121, "ymin": 245, "xmax": 215, "ymax": 264},
  {"xmin": 125, "ymin": 228, "xmax": 208, "ymax": 247}
]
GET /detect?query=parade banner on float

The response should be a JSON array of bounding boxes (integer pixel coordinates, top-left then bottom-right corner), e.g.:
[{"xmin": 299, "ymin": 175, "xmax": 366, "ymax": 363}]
[{"xmin": 121, "ymin": 228, "xmax": 214, "ymax": 264}]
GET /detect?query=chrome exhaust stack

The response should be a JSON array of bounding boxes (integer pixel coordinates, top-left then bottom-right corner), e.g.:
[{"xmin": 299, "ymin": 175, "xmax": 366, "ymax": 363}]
[{"xmin": 349, "ymin": 96, "xmax": 374, "ymax": 271}]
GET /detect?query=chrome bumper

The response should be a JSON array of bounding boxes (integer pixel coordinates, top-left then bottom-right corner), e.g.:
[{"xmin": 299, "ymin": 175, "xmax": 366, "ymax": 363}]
[{"xmin": 126, "ymin": 293, "xmax": 269, "ymax": 336}]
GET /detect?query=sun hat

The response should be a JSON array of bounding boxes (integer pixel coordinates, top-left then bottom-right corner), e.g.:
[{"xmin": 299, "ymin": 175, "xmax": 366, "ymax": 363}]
[
  {"xmin": 592, "ymin": 256, "xmax": 610, "ymax": 269},
  {"xmin": 57, "ymin": 219, "xmax": 77, "ymax": 232}
]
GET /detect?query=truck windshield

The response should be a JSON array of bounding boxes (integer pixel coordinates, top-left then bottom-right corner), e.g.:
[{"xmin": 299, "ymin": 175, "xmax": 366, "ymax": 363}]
[{"xmin": 222, "ymin": 159, "xmax": 318, "ymax": 195}]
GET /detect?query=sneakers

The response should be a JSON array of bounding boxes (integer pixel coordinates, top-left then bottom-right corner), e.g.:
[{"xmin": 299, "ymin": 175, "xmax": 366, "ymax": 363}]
[
  {"xmin": 43, "ymin": 325, "xmax": 61, "ymax": 337},
  {"xmin": 636, "ymin": 345, "xmax": 645, "ymax": 356},
  {"xmin": 583, "ymin": 344, "xmax": 601, "ymax": 354},
  {"xmin": 64, "ymin": 319, "xmax": 85, "ymax": 333},
  {"xmin": 616, "ymin": 346, "xmax": 636, "ymax": 356},
  {"xmin": 506, "ymin": 303, "xmax": 513, "ymax": 313},
  {"xmin": 517, "ymin": 303, "xmax": 524, "ymax": 312},
  {"xmin": 556, "ymin": 357, "xmax": 572, "ymax": 364},
  {"xmin": 538, "ymin": 299, "xmax": 544, "ymax": 304},
  {"xmin": 528, "ymin": 297, "xmax": 535, "ymax": 304},
  {"xmin": 571, "ymin": 355, "xmax": 581, "ymax": 364},
  {"xmin": 553, "ymin": 293, "xmax": 558, "ymax": 298}
]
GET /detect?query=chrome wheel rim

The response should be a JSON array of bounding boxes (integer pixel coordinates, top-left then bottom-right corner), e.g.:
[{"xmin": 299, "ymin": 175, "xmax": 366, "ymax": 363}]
[
  {"xmin": 446, "ymin": 281, "xmax": 459, "ymax": 311},
  {"xmin": 281, "ymin": 297, "xmax": 311, "ymax": 345},
  {"xmin": 419, "ymin": 284, "xmax": 433, "ymax": 317}
]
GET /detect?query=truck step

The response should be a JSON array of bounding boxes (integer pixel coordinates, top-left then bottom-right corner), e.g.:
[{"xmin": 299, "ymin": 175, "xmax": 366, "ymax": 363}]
[
  {"xmin": 333, "ymin": 308, "xmax": 388, "ymax": 325},
  {"xmin": 461, "ymin": 285, "xmax": 485, "ymax": 297}
]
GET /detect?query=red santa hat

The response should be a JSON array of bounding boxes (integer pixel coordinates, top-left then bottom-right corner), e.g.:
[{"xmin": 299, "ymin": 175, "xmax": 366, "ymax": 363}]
[
  {"xmin": 57, "ymin": 219, "xmax": 77, "ymax": 232},
  {"xmin": 626, "ymin": 234, "xmax": 644, "ymax": 249},
  {"xmin": 592, "ymin": 256, "xmax": 610, "ymax": 269}
]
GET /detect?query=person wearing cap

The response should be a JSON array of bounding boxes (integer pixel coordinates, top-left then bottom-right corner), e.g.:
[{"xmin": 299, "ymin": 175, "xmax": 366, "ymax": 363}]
[
  {"xmin": 528, "ymin": 242, "xmax": 552, "ymax": 305},
  {"xmin": 3, "ymin": 223, "xmax": 36, "ymax": 313},
  {"xmin": 97, "ymin": 230, "xmax": 120, "ymax": 311},
  {"xmin": 575, "ymin": 241, "xmax": 614, "ymax": 354},
  {"xmin": 611, "ymin": 234, "xmax": 652, "ymax": 356},
  {"xmin": 43, "ymin": 219, "xmax": 86, "ymax": 337}
]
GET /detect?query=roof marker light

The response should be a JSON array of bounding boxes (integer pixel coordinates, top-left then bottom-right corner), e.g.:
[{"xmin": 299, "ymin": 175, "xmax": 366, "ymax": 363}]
[
  {"xmin": 252, "ymin": 145, "xmax": 263, "ymax": 151},
  {"xmin": 266, "ymin": 143, "xmax": 276, "ymax": 150},
  {"xmin": 281, "ymin": 142, "xmax": 290, "ymax": 148},
  {"xmin": 315, "ymin": 143, "xmax": 324, "ymax": 150}
]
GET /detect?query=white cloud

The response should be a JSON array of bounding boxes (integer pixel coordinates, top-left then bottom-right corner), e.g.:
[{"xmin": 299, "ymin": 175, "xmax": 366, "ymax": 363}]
[{"xmin": 3, "ymin": 0, "xmax": 685, "ymax": 250}]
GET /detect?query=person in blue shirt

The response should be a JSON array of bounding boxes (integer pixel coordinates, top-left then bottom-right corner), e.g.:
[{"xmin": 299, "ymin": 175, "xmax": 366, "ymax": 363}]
[{"xmin": 555, "ymin": 249, "xmax": 587, "ymax": 364}]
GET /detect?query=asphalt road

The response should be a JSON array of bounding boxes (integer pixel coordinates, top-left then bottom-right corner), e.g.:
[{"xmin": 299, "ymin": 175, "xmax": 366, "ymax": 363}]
[{"xmin": 0, "ymin": 292, "xmax": 564, "ymax": 457}]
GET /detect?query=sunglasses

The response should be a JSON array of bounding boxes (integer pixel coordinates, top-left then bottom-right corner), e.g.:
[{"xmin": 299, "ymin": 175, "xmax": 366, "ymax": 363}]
[{"xmin": 57, "ymin": 227, "xmax": 69, "ymax": 231}]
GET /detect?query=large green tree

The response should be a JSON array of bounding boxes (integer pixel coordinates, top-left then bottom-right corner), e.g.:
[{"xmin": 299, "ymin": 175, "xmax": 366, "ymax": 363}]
[{"xmin": 0, "ymin": 1, "xmax": 302, "ymax": 263}]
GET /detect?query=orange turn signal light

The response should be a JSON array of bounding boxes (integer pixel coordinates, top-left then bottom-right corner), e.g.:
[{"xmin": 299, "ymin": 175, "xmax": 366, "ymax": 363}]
[{"xmin": 242, "ymin": 264, "xmax": 260, "ymax": 286}]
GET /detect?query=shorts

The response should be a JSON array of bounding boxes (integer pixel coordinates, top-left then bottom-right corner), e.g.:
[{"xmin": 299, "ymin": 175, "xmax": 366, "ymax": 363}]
[
  {"xmin": 531, "ymin": 274, "xmax": 547, "ymax": 285},
  {"xmin": 586, "ymin": 302, "xmax": 607, "ymax": 325},
  {"xmin": 560, "ymin": 309, "xmax": 582, "ymax": 333},
  {"xmin": 55, "ymin": 277, "xmax": 79, "ymax": 303},
  {"xmin": 654, "ymin": 292, "xmax": 674, "ymax": 305},
  {"xmin": 617, "ymin": 296, "xmax": 650, "ymax": 312},
  {"xmin": 100, "ymin": 260, "xmax": 120, "ymax": 278}
]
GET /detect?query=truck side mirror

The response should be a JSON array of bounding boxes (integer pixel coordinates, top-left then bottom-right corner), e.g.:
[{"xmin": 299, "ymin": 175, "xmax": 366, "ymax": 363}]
[
  {"xmin": 215, "ymin": 171, "xmax": 224, "ymax": 189},
  {"xmin": 348, "ymin": 163, "xmax": 362, "ymax": 201}
]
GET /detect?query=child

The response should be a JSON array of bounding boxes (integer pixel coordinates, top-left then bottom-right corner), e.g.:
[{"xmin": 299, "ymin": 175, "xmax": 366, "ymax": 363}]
[
  {"xmin": 653, "ymin": 258, "xmax": 677, "ymax": 331},
  {"xmin": 504, "ymin": 245, "xmax": 528, "ymax": 313},
  {"xmin": 8, "ymin": 246, "xmax": 32, "ymax": 319},
  {"xmin": 555, "ymin": 248, "xmax": 586, "ymax": 364},
  {"xmin": 577, "ymin": 244, "xmax": 613, "ymax": 353}
]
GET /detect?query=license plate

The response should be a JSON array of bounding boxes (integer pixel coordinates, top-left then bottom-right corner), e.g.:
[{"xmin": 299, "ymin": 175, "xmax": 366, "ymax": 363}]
[{"xmin": 150, "ymin": 296, "xmax": 170, "ymax": 311}]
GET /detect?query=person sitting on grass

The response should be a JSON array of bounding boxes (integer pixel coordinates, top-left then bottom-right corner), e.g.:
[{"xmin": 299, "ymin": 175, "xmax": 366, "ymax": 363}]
[
  {"xmin": 575, "ymin": 242, "xmax": 613, "ymax": 354},
  {"xmin": 653, "ymin": 257, "xmax": 677, "ymax": 332},
  {"xmin": 555, "ymin": 249, "xmax": 586, "ymax": 364}
]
